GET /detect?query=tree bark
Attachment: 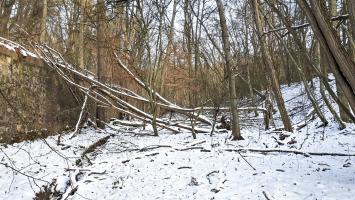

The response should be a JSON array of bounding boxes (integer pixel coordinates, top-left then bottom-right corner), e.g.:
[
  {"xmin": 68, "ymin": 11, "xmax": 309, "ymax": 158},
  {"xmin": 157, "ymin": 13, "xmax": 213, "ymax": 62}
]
[
  {"xmin": 272, "ymin": 0, "xmax": 355, "ymax": 122},
  {"xmin": 96, "ymin": 0, "xmax": 108, "ymax": 128},
  {"xmin": 261, "ymin": 6, "xmax": 328, "ymax": 126},
  {"xmin": 306, "ymin": 1, "xmax": 355, "ymax": 105},
  {"xmin": 329, "ymin": 0, "xmax": 351, "ymax": 122},
  {"xmin": 215, "ymin": 0, "xmax": 242, "ymax": 140},
  {"xmin": 348, "ymin": 0, "xmax": 355, "ymax": 62},
  {"xmin": 39, "ymin": 0, "xmax": 47, "ymax": 43},
  {"xmin": 251, "ymin": 0, "xmax": 293, "ymax": 132},
  {"xmin": 78, "ymin": 0, "xmax": 87, "ymax": 69},
  {"xmin": 0, "ymin": 0, "xmax": 15, "ymax": 37},
  {"xmin": 349, "ymin": 0, "xmax": 355, "ymax": 37}
]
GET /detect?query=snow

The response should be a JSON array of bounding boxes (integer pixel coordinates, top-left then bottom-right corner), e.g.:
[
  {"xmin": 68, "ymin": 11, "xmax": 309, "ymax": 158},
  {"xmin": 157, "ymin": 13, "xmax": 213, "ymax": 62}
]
[
  {"xmin": 0, "ymin": 37, "xmax": 38, "ymax": 58},
  {"xmin": 0, "ymin": 76, "xmax": 354, "ymax": 200}
]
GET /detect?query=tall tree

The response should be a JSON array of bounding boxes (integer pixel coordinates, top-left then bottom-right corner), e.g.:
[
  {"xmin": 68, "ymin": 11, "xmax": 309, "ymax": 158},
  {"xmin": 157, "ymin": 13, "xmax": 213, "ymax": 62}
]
[
  {"xmin": 77, "ymin": 0, "xmax": 88, "ymax": 69},
  {"xmin": 296, "ymin": 0, "xmax": 355, "ymax": 112},
  {"xmin": 329, "ymin": 0, "xmax": 351, "ymax": 122},
  {"xmin": 267, "ymin": 0, "xmax": 355, "ymax": 123},
  {"xmin": 262, "ymin": 3, "xmax": 328, "ymax": 126},
  {"xmin": 39, "ymin": 0, "xmax": 48, "ymax": 43},
  {"xmin": 0, "ymin": 0, "xmax": 15, "ymax": 37},
  {"xmin": 251, "ymin": 0, "xmax": 293, "ymax": 132},
  {"xmin": 215, "ymin": 0, "xmax": 242, "ymax": 140},
  {"xmin": 96, "ymin": 0, "xmax": 109, "ymax": 128}
]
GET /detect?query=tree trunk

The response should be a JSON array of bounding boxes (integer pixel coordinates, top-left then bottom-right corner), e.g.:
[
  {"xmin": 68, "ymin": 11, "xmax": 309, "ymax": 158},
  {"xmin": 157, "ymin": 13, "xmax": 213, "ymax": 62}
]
[
  {"xmin": 96, "ymin": 0, "xmax": 108, "ymax": 128},
  {"xmin": 78, "ymin": 0, "xmax": 87, "ymax": 69},
  {"xmin": 329, "ymin": 0, "xmax": 351, "ymax": 122},
  {"xmin": 215, "ymin": 0, "xmax": 242, "ymax": 140},
  {"xmin": 306, "ymin": 1, "xmax": 355, "ymax": 106},
  {"xmin": 269, "ymin": 0, "xmax": 355, "ymax": 122},
  {"xmin": 184, "ymin": 0, "xmax": 194, "ymax": 107},
  {"xmin": 39, "ymin": 0, "xmax": 47, "ymax": 43},
  {"xmin": 261, "ymin": 6, "xmax": 328, "ymax": 126},
  {"xmin": 251, "ymin": 0, "xmax": 293, "ymax": 132},
  {"xmin": 317, "ymin": 43, "xmax": 346, "ymax": 129},
  {"xmin": 349, "ymin": 0, "xmax": 355, "ymax": 62},
  {"xmin": 0, "ymin": 0, "xmax": 15, "ymax": 37}
]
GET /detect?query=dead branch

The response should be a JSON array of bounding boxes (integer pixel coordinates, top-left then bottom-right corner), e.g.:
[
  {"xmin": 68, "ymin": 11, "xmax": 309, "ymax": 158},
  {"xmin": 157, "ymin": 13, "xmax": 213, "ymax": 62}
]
[
  {"xmin": 114, "ymin": 54, "xmax": 213, "ymax": 125},
  {"xmin": 224, "ymin": 148, "xmax": 355, "ymax": 157},
  {"xmin": 263, "ymin": 14, "xmax": 349, "ymax": 35},
  {"xmin": 33, "ymin": 44, "xmax": 213, "ymax": 134},
  {"xmin": 0, "ymin": 162, "xmax": 49, "ymax": 183},
  {"xmin": 237, "ymin": 151, "xmax": 256, "ymax": 171},
  {"xmin": 69, "ymin": 89, "xmax": 90, "ymax": 139},
  {"xmin": 262, "ymin": 191, "xmax": 272, "ymax": 200},
  {"xmin": 34, "ymin": 45, "xmax": 194, "ymax": 133},
  {"xmin": 112, "ymin": 119, "xmax": 145, "ymax": 127},
  {"xmin": 81, "ymin": 135, "xmax": 111, "ymax": 158}
]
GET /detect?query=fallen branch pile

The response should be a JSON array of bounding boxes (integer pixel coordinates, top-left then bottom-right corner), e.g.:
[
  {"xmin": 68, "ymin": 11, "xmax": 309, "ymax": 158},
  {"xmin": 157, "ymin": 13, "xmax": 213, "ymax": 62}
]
[
  {"xmin": 29, "ymin": 44, "xmax": 268, "ymax": 134},
  {"xmin": 32, "ymin": 44, "xmax": 212, "ymax": 133}
]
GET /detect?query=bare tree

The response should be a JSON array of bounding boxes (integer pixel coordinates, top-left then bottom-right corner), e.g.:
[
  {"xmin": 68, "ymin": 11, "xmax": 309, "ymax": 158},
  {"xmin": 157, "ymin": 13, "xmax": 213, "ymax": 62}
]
[
  {"xmin": 0, "ymin": 0, "xmax": 15, "ymax": 37},
  {"xmin": 96, "ymin": 0, "xmax": 109, "ymax": 128},
  {"xmin": 39, "ymin": 0, "xmax": 48, "ymax": 43},
  {"xmin": 251, "ymin": 0, "xmax": 293, "ymax": 132},
  {"xmin": 296, "ymin": 0, "xmax": 355, "ymax": 113},
  {"xmin": 215, "ymin": 0, "xmax": 242, "ymax": 140}
]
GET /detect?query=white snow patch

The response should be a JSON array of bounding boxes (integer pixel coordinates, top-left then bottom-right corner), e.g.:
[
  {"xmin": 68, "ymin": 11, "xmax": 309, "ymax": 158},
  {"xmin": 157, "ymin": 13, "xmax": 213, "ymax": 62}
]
[{"xmin": 0, "ymin": 76, "xmax": 354, "ymax": 200}]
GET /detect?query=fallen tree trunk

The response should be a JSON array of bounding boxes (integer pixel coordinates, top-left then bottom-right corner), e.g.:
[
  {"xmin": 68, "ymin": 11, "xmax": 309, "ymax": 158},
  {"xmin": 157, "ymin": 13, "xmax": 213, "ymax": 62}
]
[
  {"xmin": 114, "ymin": 54, "xmax": 213, "ymax": 126},
  {"xmin": 38, "ymin": 44, "xmax": 213, "ymax": 126},
  {"xmin": 28, "ymin": 43, "xmax": 273, "ymax": 135},
  {"xmin": 33, "ymin": 44, "xmax": 213, "ymax": 134}
]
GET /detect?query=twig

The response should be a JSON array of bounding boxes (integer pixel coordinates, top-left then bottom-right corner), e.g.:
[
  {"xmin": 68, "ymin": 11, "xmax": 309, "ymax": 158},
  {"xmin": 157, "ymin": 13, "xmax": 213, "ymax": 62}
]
[
  {"xmin": 177, "ymin": 166, "xmax": 192, "ymax": 169},
  {"xmin": 176, "ymin": 146, "xmax": 205, "ymax": 151},
  {"xmin": 262, "ymin": 191, "xmax": 272, "ymax": 200},
  {"xmin": 138, "ymin": 145, "xmax": 172, "ymax": 152},
  {"xmin": 0, "ymin": 162, "xmax": 49, "ymax": 183},
  {"xmin": 237, "ymin": 152, "xmax": 256, "ymax": 171},
  {"xmin": 189, "ymin": 140, "xmax": 207, "ymax": 147}
]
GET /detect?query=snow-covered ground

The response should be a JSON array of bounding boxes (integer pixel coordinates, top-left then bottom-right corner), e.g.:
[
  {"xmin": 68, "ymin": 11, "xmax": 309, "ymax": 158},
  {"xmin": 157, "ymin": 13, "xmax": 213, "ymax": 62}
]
[{"xmin": 1, "ymin": 77, "xmax": 354, "ymax": 200}]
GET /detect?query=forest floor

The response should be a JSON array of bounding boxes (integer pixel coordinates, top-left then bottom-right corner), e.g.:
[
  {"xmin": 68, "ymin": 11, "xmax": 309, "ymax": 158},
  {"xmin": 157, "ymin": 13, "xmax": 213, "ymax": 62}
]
[{"xmin": 0, "ymin": 77, "xmax": 355, "ymax": 200}]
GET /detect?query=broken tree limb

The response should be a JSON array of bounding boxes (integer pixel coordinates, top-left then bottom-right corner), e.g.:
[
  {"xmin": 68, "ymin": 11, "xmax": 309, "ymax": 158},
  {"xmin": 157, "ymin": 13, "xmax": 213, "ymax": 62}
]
[
  {"xmin": 191, "ymin": 106, "xmax": 267, "ymax": 113},
  {"xmin": 263, "ymin": 14, "xmax": 349, "ymax": 35},
  {"xmin": 42, "ymin": 44, "xmax": 212, "ymax": 127},
  {"xmin": 69, "ymin": 89, "xmax": 91, "ymax": 139},
  {"xmin": 81, "ymin": 135, "xmax": 111, "ymax": 158},
  {"xmin": 35, "ymin": 45, "xmax": 206, "ymax": 133},
  {"xmin": 114, "ymin": 54, "xmax": 212, "ymax": 125},
  {"xmin": 93, "ymin": 91, "xmax": 180, "ymax": 133},
  {"xmin": 114, "ymin": 53, "xmax": 173, "ymax": 106},
  {"xmin": 112, "ymin": 119, "xmax": 145, "ymax": 127},
  {"xmin": 33, "ymin": 43, "xmax": 271, "ymax": 134},
  {"xmin": 224, "ymin": 148, "xmax": 355, "ymax": 157},
  {"xmin": 98, "ymin": 88, "xmax": 209, "ymax": 133},
  {"xmin": 262, "ymin": 191, "xmax": 272, "ymax": 200}
]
